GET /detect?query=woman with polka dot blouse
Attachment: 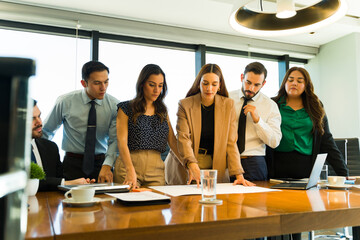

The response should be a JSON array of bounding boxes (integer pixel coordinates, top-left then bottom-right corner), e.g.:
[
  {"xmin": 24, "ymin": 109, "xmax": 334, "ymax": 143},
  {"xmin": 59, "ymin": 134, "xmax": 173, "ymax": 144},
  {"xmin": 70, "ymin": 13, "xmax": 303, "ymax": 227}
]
[{"xmin": 114, "ymin": 64, "xmax": 179, "ymax": 188}]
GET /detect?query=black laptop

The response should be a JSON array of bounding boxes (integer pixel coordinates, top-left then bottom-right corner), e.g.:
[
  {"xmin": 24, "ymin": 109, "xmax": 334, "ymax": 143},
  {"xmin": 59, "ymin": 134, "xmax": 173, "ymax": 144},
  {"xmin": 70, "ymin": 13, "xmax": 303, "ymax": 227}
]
[
  {"xmin": 58, "ymin": 183, "xmax": 130, "ymax": 194},
  {"xmin": 270, "ymin": 153, "xmax": 327, "ymax": 190}
]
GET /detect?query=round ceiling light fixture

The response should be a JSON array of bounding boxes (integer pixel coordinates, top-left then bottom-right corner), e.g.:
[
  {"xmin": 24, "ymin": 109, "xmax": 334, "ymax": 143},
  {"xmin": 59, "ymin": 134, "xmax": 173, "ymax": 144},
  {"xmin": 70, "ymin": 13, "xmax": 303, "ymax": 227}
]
[
  {"xmin": 229, "ymin": 0, "xmax": 348, "ymax": 36},
  {"xmin": 276, "ymin": 0, "xmax": 296, "ymax": 19}
]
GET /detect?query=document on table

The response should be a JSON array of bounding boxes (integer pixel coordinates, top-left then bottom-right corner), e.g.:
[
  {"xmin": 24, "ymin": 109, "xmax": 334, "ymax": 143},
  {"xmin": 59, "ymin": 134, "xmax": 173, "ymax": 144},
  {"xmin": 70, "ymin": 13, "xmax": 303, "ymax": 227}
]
[
  {"xmin": 106, "ymin": 191, "xmax": 171, "ymax": 205},
  {"xmin": 150, "ymin": 183, "xmax": 279, "ymax": 197}
]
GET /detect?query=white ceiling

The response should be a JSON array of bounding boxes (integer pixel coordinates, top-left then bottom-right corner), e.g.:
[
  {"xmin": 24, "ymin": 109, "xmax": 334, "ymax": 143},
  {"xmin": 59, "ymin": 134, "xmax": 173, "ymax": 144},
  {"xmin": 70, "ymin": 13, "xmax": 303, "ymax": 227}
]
[{"xmin": 2, "ymin": 0, "xmax": 360, "ymax": 47}]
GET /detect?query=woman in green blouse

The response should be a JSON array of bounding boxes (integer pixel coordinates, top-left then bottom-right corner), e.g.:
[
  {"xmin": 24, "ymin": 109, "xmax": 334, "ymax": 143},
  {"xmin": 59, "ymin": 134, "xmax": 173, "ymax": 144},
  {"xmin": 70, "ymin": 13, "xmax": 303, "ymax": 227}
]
[{"xmin": 269, "ymin": 67, "xmax": 348, "ymax": 179}]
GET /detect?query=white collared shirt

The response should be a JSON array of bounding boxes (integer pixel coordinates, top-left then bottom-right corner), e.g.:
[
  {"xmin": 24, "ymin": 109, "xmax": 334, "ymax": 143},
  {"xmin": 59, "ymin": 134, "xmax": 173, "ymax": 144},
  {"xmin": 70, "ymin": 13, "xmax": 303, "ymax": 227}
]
[{"xmin": 229, "ymin": 89, "xmax": 282, "ymax": 156}]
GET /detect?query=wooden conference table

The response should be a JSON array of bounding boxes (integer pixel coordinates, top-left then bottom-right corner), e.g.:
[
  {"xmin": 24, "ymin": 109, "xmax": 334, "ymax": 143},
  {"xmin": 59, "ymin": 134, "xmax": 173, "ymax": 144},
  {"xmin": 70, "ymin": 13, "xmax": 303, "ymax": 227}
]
[{"xmin": 25, "ymin": 182, "xmax": 360, "ymax": 240}]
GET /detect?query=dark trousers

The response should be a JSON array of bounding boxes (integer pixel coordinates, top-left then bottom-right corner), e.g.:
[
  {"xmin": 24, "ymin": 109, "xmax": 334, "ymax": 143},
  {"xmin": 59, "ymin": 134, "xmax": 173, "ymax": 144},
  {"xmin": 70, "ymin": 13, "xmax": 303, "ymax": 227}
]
[
  {"xmin": 354, "ymin": 226, "xmax": 360, "ymax": 240},
  {"xmin": 63, "ymin": 153, "xmax": 105, "ymax": 181},
  {"xmin": 241, "ymin": 156, "xmax": 268, "ymax": 181}
]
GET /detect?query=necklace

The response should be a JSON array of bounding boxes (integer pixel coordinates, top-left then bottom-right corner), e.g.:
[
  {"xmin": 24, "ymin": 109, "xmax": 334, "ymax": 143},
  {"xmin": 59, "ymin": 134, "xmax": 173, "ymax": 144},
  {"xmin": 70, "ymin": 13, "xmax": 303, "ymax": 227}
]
[{"xmin": 201, "ymin": 103, "xmax": 214, "ymax": 111}]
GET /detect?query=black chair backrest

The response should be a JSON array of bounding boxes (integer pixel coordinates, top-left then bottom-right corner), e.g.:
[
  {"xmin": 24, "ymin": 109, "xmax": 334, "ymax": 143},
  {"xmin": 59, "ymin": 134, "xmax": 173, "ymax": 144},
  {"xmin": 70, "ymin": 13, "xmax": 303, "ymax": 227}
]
[
  {"xmin": 328, "ymin": 138, "xmax": 348, "ymax": 176},
  {"xmin": 346, "ymin": 138, "xmax": 360, "ymax": 176},
  {"xmin": 331, "ymin": 138, "xmax": 360, "ymax": 176}
]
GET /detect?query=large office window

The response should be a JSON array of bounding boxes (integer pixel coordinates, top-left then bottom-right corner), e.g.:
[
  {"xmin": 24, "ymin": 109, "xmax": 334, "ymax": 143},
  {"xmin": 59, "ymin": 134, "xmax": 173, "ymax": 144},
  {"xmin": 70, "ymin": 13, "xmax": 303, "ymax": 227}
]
[
  {"xmin": 99, "ymin": 40, "xmax": 195, "ymax": 126},
  {"xmin": 290, "ymin": 63, "xmax": 305, "ymax": 69},
  {"xmin": 1, "ymin": 22, "xmax": 307, "ymax": 159},
  {"xmin": 206, "ymin": 53, "xmax": 280, "ymax": 98},
  {"xmin": 0, "ymin": 28, "xmax": 91, "ymax": 155}
]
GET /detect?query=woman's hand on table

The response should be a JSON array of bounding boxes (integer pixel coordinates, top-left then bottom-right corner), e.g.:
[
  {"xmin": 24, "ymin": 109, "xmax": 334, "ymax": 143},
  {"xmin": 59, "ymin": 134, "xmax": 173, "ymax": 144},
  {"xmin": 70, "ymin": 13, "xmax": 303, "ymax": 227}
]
[
  {"xmin": 233, "ymin": 174, "xmax": 255, "ymax": 186},
  {"xmin": 187, "ymin": 162, "xmax": 200, "ymax": 187},
  {"xmin": 124, "ymin": 167, "xmax": 138, "ymax": 189}
]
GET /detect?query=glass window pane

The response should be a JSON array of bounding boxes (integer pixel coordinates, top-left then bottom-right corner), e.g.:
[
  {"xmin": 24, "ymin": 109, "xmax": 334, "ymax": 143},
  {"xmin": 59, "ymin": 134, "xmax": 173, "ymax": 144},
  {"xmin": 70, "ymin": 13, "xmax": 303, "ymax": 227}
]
[
  {"xmin": 206, "ymin": 53, "xmax": 279, "ymax": 98},
  {"xmin": 99, "ymin": 41, "xmax": 195, "ymax": 126},
  {"xmin": 290, "ymin": 63, "xmax": 305, "ymax": 68},
  {"xmin": 0, "ymin": 28, "xmax": 91, "ymax": 157}
]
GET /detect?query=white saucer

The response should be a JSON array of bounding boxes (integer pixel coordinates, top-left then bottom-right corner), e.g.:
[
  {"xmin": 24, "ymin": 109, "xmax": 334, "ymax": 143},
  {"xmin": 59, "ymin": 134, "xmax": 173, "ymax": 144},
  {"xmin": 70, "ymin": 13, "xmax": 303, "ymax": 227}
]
[
  {"xmin": 326, "ymin": 184, "xmax": 352, "ymax": 190},
  {"xmin": 62, "ymin": 197, "xmax": 101, "ymax": 207},
  {"xmin": 199, "ymin": 199, "xmax": 223, "ymax": 205}
]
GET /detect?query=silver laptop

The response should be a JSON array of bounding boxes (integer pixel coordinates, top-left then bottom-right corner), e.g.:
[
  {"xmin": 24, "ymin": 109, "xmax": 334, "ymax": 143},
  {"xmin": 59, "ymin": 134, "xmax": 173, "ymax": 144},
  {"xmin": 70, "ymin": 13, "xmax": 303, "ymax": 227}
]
[
  {"xmin": 58, "ymin": 183, "xmax": 130, "ymax": 194},
  {"xmin": 270, "ymin": 153, "xmax": 328, "ymax": 190}
]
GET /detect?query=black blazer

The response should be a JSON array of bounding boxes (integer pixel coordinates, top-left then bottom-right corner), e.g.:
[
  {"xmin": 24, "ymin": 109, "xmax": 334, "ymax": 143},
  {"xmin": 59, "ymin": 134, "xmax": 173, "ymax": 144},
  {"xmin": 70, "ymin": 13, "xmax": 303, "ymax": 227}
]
[
  {"xmin": 35, "ymin": 138, "xmax": 63, "ymax": 191},
  {"xmin": 266, "ymin": 101, "xmax": 349, "ymax": 178},
  {"xmin": 311, "ymin": 115, "xmax": 348, "ymax": 176}
]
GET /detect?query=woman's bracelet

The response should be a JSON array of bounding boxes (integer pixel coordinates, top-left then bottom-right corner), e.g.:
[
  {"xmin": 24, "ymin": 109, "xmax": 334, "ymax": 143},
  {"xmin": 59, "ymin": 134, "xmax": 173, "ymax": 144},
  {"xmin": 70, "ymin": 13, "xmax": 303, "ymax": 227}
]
[{"xmin": 186, "ymin": 161, "xmax": 192, "ymax": 169}]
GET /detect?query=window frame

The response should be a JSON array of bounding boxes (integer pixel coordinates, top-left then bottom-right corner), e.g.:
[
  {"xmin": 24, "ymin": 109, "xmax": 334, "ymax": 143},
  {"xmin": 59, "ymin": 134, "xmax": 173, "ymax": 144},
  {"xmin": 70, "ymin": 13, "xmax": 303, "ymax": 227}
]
[{"xmin": 0, "ymin": 19, "xmax": 308, "ymax": 77}]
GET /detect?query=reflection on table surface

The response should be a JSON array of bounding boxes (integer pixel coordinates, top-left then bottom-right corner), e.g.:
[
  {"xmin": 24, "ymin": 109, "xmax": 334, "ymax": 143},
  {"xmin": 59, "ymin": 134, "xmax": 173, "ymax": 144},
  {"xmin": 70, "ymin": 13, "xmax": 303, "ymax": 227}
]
[
  {"xmin": 26, "ymin": 194, "xmax": 53, "ymax": 240},
  {"xmin": 26, "ymin": 181, "xmax": 360, "ymax": 240}
]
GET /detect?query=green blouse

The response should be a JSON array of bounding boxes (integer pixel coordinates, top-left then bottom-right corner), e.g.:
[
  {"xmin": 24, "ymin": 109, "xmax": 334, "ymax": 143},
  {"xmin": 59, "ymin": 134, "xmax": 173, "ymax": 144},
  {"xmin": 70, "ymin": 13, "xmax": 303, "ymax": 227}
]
[{"xmin": 275, "ymin": 102, "xmax": 313, "ymax": 155}]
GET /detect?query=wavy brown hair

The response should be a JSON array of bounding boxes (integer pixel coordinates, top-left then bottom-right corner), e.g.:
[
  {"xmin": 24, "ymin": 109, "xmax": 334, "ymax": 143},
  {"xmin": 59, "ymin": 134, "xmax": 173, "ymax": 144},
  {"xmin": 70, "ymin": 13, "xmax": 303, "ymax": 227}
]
[
  {"xmin": 273, "ymin": 67, "xmax": 325, "ymax": 135},
  {"xmin": 131, "ymin": 64, "xmax": 168, "ymax": 123},
  {"xmin": 186, "ymin": 63, "xmax": 228, "ymax": 98}
]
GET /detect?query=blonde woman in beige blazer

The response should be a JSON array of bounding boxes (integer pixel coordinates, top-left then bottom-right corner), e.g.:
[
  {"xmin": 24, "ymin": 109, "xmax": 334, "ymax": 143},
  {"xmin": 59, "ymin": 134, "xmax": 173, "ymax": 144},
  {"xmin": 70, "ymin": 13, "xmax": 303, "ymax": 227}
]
[{"xmin": 176, "ymin": 63, "xmax": 255, "ymax": 186}]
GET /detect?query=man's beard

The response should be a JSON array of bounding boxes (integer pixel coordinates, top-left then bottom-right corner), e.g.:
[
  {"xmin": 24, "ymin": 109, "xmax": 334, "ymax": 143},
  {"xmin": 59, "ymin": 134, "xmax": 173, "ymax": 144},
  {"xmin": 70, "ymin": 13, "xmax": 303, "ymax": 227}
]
[
  {"xmin": 242, "ymin": 87, "xmax": 259, "ymax": 100},
  {"xmin": 32, "ymin": 125, "xmax": 43, "ymax": 138}
]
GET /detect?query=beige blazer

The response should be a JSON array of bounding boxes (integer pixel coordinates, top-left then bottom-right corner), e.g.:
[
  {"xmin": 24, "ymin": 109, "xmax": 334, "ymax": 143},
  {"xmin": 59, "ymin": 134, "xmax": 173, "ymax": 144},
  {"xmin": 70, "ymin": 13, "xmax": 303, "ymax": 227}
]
[{"xmin": 176, "ymin": 93, "xmax": 244, "ymax": 183}]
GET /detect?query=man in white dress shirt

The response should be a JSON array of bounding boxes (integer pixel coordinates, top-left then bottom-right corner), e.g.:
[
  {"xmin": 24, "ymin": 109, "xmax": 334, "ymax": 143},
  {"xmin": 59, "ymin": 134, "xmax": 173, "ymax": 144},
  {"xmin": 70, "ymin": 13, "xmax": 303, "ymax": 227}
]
[{"xmin": 229, "ymin": 62, "xmax": 282, "ymax": 181}]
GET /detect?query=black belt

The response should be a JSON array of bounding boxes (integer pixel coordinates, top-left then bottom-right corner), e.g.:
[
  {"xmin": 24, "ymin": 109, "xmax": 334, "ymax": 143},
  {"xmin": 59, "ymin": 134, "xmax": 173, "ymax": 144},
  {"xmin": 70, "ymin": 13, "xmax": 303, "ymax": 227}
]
[
  {"xmin": 198, "ymin": 148, "xmax": 213, "ymax": 155},
  {"xmin": 66, "ymin": 152, "xmax": 105, "ymax": 160}
]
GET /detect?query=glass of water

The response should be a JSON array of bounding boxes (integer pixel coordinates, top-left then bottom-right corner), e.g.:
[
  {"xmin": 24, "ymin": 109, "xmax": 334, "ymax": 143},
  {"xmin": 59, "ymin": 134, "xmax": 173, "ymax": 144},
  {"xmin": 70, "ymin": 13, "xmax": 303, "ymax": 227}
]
[
  {"xmin": 199, "ymin": 170, "xmax": 222, "ymax": 204},
  {"xmin": 320, "ymin": 165, "xmax": 328, "ymax": 183}
]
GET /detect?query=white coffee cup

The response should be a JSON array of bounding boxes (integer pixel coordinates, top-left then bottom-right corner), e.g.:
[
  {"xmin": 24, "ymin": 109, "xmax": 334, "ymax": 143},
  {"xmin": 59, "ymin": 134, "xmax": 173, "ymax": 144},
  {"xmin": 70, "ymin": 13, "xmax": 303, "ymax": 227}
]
[
  {"xmin": 327, "ymin": 176, "xmax": 346, "ymax": 186},
  {"xmin": 64, "ymin": 186, "xmax": 95, "ymax": 202}
]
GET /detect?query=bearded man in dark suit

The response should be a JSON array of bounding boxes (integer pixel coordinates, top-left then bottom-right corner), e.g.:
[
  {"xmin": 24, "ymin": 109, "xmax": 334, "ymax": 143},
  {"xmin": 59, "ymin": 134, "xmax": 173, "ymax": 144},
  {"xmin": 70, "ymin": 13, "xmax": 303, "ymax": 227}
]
[{"xmin": 31, "ymin": 100, "xmax": 94, "ymax": 191}]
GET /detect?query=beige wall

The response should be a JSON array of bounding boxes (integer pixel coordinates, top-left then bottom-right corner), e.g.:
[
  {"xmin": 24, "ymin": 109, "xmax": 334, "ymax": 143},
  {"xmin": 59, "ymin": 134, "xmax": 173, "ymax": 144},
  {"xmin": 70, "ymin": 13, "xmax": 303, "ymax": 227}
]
[{"xmin": 307, "ymin": 32, "xmax": 360, "ymax": 138}]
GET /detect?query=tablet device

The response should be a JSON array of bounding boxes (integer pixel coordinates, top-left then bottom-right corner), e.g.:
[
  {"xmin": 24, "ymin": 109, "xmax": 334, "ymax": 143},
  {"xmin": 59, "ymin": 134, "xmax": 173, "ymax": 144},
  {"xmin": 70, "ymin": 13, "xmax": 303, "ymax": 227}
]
[{"xmin": 58, "ymin": 183, "xmax": 130, "ymax": 194}]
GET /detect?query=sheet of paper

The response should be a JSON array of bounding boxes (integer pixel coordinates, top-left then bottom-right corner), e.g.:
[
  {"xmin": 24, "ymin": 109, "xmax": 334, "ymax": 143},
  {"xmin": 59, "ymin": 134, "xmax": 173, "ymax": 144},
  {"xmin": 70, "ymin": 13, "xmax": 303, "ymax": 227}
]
[
  {"xmin": 106, "ymin": 191, "xmax": 170, "ymax": 201},
  {"xmin": 150, "ymin": 183, "xmax": 279, "ymax": 197}
]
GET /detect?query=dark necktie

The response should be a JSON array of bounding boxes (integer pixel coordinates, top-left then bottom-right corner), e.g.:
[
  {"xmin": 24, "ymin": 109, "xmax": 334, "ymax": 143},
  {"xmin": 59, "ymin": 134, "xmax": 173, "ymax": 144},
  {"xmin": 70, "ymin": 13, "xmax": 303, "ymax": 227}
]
[
  {"xmin": 237, "ymin": 97, "xmax": 248, "ymax": 154},
  {"xmin": 31, "ymin": 148, "xmax": 37, "ymax": 163},
  {"xmin": 83, "ymin": 100, "xmax": 96, "ymax": 176}
]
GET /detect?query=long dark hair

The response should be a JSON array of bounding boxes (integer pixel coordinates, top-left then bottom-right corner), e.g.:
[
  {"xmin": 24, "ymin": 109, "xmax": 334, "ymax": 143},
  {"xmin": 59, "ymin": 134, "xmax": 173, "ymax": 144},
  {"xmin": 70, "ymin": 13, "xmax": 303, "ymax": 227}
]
[
  {"xmin": 186, "ymin": 63, "xmax": 228, "ymax": 98},
  {"xmin": 273, "ymin": 67, "xmax": 325, "ymax": 135},
  {"xmin": 131, "ymin": 64, "xmax": 168, "ymax": 123}
]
